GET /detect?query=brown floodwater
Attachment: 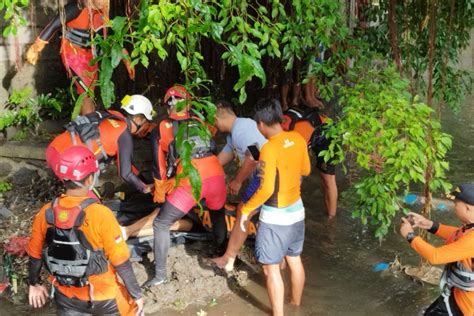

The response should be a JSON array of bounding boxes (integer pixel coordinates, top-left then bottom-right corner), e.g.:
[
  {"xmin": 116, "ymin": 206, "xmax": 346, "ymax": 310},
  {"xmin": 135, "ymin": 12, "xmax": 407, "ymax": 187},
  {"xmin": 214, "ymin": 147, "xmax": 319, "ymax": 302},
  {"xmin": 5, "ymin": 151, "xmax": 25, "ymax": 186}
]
[{"xmin": 1, "ymin": 100, "xmax": 472, "ymax": 315}]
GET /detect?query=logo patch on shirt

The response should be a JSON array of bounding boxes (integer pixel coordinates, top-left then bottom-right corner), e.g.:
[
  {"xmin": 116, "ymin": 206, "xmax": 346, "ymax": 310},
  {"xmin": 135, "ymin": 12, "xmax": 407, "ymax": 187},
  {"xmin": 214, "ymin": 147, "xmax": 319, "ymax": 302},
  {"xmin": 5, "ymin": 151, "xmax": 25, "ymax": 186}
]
[
  {"xmin": 107, "ymin": 119, "xmax": 120, "ymax": 128},
  {"xmin": 283, "ymin": 139, "xmax": 295, "ymax": 148},
  {"xmin": 115, "ymin": 235, "xmax": 123, "ymax": 244},
  {"xmin": 58, "ymin": 211, "xmax": 69, "ymax": 222}
]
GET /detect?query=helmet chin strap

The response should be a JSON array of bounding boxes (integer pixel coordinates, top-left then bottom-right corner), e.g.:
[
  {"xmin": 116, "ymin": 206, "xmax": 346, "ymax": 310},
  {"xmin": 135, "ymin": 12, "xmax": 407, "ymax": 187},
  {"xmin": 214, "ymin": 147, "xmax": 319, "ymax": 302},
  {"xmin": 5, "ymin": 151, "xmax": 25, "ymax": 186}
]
[
  {"xmin": 89, "ymin": 171, "xmax": 99, "ymax": 190},
  {"xmin": 127, "ymin": 116, "xmax": 142, "ymax": 132},
  {"xmin": 71, "ymin": 171, "xmax": 100, "ymax": 190}
]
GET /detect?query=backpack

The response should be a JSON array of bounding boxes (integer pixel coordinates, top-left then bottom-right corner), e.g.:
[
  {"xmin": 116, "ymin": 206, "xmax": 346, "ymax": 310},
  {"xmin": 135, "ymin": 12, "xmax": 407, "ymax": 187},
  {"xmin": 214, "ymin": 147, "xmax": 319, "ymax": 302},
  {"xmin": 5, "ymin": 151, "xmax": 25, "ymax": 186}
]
[
  {"xmin": 43, "ymin": 197, "xmax": 109, "ymax": 287},
  {"xmin": 64, "ymin": 111, "xmax": 124, "ymax": 161},
  {"xmin": 163, "ymin": 118, "xmax": 216, "ymax": 178},
  {"xmin": 282, "ymin": 108, "xmax": 329, "ymax": 149}
]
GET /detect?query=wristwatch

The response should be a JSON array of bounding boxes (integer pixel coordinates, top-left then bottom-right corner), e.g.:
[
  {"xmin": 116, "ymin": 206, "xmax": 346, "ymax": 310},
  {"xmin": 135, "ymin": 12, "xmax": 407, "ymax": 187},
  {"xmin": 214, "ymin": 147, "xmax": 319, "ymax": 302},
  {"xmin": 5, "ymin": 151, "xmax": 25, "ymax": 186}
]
[{"xmin": 406, "ymin": 231, "xmax": 416, "ymax": 243}]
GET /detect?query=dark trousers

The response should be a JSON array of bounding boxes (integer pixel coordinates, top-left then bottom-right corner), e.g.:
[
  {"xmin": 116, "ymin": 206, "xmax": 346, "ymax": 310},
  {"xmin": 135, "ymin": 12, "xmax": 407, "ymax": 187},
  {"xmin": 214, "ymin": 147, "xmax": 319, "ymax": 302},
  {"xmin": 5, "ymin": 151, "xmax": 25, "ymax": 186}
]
[
  {"xmin": 153, "ymin": 201, "xmax": 226, "ymax": 274},
  {"xmin": 424, "ymin": 293, "xmax": 463, "ymax": 316},
  {"xmin": 54, "ymin": 288, "xmax": 119, "ymax": 316}
]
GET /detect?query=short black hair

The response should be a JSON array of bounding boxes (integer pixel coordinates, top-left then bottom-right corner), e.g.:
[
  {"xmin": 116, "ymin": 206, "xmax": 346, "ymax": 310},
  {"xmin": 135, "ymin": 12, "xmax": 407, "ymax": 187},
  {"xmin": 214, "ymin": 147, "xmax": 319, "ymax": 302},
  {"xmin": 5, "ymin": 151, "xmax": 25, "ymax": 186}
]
[
  {"xmin": 215, "ymin": 100, "xmax": 234, "ymax": 114},
  {"xmin": 253, "ymin": 98, "xmax": 283, "ymax": 125},
  {"xmin": 62, "ymin": 173, "xmax": 92, "ymax": 190},
  {"xmin": 64, "ymin": 179, "xmax": 84, "ymax": 190}
]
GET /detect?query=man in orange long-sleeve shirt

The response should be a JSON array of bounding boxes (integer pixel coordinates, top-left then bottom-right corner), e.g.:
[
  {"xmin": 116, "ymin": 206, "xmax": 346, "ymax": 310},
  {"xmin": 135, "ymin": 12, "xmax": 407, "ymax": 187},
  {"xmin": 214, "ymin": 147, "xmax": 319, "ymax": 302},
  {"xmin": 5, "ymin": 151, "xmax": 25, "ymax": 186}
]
[
  {"xmin": 400, "ymin": 183, "xmax": 474, "ymax": 316},
  {"xmin": 239, "ymin": 99, "xmax": 311, "ymax": 316},
  {"xmin": 27, "ymin": 146, "xmax": 143, "ymax": 315}
]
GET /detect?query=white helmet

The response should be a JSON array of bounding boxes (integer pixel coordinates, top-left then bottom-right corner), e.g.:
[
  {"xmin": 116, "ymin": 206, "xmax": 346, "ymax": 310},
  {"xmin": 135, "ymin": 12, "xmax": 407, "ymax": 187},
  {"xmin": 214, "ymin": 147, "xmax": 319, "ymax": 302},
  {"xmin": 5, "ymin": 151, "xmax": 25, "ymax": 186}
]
[{"xmin": 121, "ymin": 95, "xmax": 154, "ymax": 121}]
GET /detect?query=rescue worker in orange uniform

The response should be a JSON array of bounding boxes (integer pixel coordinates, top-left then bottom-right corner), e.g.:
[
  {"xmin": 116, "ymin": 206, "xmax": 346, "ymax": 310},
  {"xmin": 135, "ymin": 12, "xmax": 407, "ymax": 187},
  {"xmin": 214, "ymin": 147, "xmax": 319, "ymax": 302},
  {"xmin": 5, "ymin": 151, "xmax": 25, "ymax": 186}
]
[
  {"xmin": 26, "ymin": 0, "xmax": 134, "ymax": 114},
  {"xmin": 281, "ymin": 107, "xmax": 338, "ymax": 218},
  {"xmin": 240, "ymin": 99, "xmax": 311, "ymax": 316},
  {"xmin": 143, "ymin": 86, "xmax": 227, "ymax": 287},
  {"xmin": 27, "ymin": 146, "xmax": 144, "ymax": 315},
  {"xmin": 400, "ymin": 183, "xmax": 474, "ymax": 316},
  {"xmin": 47, "ymin": 94, "xmax": 155, "ymax": 195}
]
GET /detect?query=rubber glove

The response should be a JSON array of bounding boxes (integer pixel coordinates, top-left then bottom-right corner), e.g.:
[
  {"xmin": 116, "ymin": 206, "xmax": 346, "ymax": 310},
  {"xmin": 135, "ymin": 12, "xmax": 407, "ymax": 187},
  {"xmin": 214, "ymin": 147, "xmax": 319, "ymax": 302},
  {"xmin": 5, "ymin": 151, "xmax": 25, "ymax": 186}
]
[
  {"xmin": 26, "ymin": 38, "xmax": 48, "ymax": 65},
  {"xmin": 153, "ymin": 178, "xmax": 175, "ymax": 203}
]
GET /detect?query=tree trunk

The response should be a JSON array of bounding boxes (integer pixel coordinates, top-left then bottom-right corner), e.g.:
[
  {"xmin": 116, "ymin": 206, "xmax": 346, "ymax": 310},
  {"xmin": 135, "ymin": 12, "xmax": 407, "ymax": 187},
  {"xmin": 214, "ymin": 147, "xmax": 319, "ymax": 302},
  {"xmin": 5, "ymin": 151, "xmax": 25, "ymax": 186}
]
[
  {"xmin": 437, "ymin": 0, "xmax": 456, "ymax": 118},
  {"xmin": 388, "ymin": 0, "xmax": 402, "ymax": 74},
  {"xmin": 421, "ymin": 0, "xmax": 438, "ymax": 245}
]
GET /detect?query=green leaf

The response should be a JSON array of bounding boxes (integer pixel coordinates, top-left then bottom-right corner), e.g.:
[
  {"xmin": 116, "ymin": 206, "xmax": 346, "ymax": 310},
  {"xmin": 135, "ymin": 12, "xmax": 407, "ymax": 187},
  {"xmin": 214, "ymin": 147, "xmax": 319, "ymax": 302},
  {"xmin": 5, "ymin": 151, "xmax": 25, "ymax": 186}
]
[
  {"xmin": 72, "ymin": 93, "xmax": 87, "ymax": 119},
  {"xmin": 211, "ymin": 23, "xmax": 223, "ymax": 40},
  {"xmin": 176, "ymin": 51, "xmax": 188, "ymax": 71},
  {"xmin": 112, "ymin": 16, "xmax": 127, "ymax": 34},
  {"xmin": 99, "ymin": 57, "xmax": 115, "ymax": 108},
  {"xmin": 239, "ymin": 87, "xmax": 247, "ymax": 104},
  {"xmin": 111, "ymin": 44, "xmax": 123, "ymax": 68}
]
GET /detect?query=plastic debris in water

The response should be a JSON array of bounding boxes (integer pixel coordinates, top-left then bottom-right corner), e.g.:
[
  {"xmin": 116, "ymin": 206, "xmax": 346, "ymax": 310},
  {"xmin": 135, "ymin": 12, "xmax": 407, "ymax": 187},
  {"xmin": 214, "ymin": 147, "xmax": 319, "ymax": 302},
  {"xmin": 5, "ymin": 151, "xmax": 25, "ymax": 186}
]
[
  {"xmin": 4, "ymin": 236, "xmax": 30, "ymax": 257},
  {"xmin": 436, "ymin": 203, "xmax": 447, "ymax": 211},
  {"xmin": 197, "ymin": 310, "xmax": 208, "ymax": 316},
  {"xmin": 0, "ymin": 283, "xmax": 8, "ymax": 294},
  {"xmin": 373, "ymin": 262, "xmax": 390, "ymax": 272},
  {"xmin": 404, "ymin": 194, "xmax": 418, "ymax": 205}
]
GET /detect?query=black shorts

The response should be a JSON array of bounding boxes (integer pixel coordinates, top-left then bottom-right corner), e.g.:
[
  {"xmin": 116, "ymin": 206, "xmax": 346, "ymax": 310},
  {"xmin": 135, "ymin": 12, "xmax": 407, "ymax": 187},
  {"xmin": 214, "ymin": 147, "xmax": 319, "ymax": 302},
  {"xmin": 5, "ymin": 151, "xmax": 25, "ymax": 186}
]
[
  {"xmin": 316, "ymin": 157, "xmax": 336, "ymax": 175},
  {"xmin": 424, "ymin": 293, "xmax": 462, "ymax": 316},
  {"xmin": 54, "ymin": 288, "xmax": 120, "ymax": 316},
  {"xmin": 312, "ymin": 137, "xmax": 336, "ymax": 175}
]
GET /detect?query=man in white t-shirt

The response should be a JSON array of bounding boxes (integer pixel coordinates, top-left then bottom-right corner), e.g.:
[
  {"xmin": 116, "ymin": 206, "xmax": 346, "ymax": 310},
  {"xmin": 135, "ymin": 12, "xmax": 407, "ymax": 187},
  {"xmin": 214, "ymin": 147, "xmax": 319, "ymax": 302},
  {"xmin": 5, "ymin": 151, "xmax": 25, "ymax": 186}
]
[{"xmin": 211, "ymin": 100, "xmax": 267, "ymax": 271}]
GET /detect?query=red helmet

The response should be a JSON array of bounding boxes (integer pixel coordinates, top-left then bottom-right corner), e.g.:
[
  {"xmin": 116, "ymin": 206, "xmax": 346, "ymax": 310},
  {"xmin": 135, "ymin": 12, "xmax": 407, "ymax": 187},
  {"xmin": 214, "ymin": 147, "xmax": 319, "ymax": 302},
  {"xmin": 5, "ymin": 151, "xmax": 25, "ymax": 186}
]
[
  {"xmin": 45, "ymin": 146, "xmax": 99, "ymax": 182},
  {"xmin": 164, "ymin": 85, "xmax": 191, "ymax": 105},
  {"xmin": 164, "ymin": 85, "xmax": 191, "ymax": 120}
]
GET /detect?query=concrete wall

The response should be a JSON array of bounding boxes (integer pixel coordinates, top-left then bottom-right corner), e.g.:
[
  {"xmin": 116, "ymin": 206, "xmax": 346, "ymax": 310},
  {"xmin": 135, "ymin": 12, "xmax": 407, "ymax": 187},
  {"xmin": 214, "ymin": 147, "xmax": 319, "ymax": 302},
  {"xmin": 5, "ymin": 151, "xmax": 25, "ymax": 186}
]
[
  {"xmin": 459, "ymin": 29, "xmax": 474, "ymax": 71},
  {"xmin": 0, "ymin": 1, "xmax": 68, "ymax": 105}
]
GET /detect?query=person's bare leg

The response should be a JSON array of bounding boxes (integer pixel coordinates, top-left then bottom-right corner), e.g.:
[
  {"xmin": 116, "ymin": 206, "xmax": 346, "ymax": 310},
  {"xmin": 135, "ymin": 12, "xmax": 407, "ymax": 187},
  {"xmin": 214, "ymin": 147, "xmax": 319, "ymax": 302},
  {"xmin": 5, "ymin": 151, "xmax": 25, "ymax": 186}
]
[
  {"xmin": 80, "ymin": 96, "xmax": 95, "ymax": 115},
  {"xmin": 303, "ymin": 77, "xmax": 324, "ymax": 109},
  {"xmin": 124, "ymin": 209, "xmax": 159, "ymax": 239},
  {"xmin": 210, "ymin": 203, "xmax": 255, "ymax": 271},
  {"xmin": 303, "ymin": 77, "xmax": 315, "ymax": 106},
  {"xmin": 123, "ymin": 208, "xmax": 192, "ymax": 239},
  {"xmin": 319, "ymin": 171, "xmax": 337, "ymax": 218},
  {"xmin": 263, "ymin": 264, "xmax": 285, "ymax": 316},
  {"xmin": 131, "ymin": 218, "xmax": 193, "ymax": 238},
  {"xmin": 313, "ymin": 84, "xmax": 324, "ymax": 109},
  {"xmin": 285, "ymin": 256, "xmax": 305, "ymax": 306},
  {"xmin": 280, "ymin": 84, "xmax": 289, "ymax": 111},
  {"xmin": 291, "ymin": 83, "xmax": 301, "ymax": 107}
]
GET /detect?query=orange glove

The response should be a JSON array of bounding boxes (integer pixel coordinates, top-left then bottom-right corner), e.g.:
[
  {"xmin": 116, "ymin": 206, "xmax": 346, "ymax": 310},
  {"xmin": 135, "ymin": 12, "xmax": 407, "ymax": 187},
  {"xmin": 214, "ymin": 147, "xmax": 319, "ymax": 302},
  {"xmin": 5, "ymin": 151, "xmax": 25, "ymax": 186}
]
[
  {"xmin": 26, "ymin": 38, "xmax": 48, "ymax": 65},
  {"xmin": 136, "ymin": 122, "xmax": 157, "ymax": 139},
  {"xmin": 153, "ymin": 178, "xmax": 175, "ymax": 203}
]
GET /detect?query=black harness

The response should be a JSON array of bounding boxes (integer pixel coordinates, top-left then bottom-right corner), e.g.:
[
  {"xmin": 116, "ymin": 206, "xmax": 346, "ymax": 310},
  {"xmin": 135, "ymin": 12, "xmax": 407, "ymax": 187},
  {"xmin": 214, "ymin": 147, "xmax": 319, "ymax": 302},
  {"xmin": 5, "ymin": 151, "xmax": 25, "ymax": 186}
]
[
  {"xmin": 64, "ymin": 111, "xmax": 124, "ymax": 163},
  {"xmin": 43, "ymin": 197, "xmax": 108, "ymax": 288},
  {"xmin": 165, "ymin": 118, "xmax": 215, "ymax": 178}
]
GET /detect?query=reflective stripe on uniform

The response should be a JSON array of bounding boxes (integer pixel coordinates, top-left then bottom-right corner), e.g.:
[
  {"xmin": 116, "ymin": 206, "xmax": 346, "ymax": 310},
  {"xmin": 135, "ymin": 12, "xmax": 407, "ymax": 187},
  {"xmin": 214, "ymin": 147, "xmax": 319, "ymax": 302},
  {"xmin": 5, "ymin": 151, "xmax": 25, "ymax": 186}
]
[{"xmin": 260, "ymin": 198, "xmax": 305, "ymax": 225}]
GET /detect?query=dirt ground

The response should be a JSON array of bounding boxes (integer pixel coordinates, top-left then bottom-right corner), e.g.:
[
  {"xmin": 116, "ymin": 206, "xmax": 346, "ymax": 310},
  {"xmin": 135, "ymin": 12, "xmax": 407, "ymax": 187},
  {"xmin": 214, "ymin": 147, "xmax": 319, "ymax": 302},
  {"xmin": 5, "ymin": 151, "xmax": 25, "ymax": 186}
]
[
  {"xmin": 135, "ymin": 243, "xmax": 250, "ymax": 313},
  {"xmin": 0, "ymin": 171, "xmax": 252, "ymax": 313}
]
